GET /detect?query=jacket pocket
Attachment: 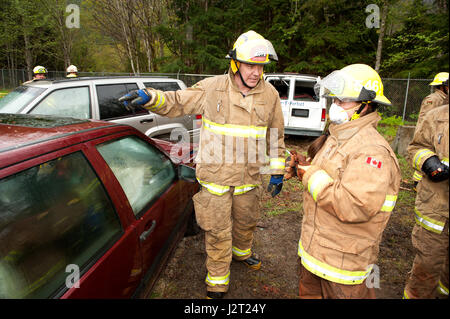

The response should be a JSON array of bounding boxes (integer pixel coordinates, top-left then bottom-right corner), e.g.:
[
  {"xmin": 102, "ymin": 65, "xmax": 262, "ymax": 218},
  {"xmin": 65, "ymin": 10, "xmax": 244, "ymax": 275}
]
[
  {"xmin": 253, "ymin": 103, "xmax": 270, "ymax": 126},
  {"xmin": 317, "ymin": 229, "xmax": 375, "ymax": 267}
]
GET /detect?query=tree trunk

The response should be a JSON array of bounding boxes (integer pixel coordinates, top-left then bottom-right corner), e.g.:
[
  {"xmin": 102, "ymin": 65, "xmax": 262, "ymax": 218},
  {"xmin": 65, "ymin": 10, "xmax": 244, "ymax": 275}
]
[
  {"xmin": 375, "ymin": 3, "xmax": 388, "ymax": 72},
  {"xmin": 23, "ymin": 32, "xmax": 33, "ymax": 80}
]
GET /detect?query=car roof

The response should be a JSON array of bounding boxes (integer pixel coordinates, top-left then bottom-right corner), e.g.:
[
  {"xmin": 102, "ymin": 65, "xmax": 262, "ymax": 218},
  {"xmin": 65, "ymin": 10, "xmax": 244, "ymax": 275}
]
[
  {"xmin": 24, "ymin": 76, "xmax": 183, "ymax": 88},
  {"xmin": 0, "ymin": 113, "xmax": 123, "ymax": 154},
  {"xmin": 265, "ymin": 73, "xmax": 319, "ymax": 80}
]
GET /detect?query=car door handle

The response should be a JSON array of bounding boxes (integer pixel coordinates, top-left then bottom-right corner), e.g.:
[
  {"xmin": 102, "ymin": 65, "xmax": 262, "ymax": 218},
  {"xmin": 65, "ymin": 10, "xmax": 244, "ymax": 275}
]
[
  {"xmin": 140, "ymin": 118, "xmax": 154, "ymax": 124},
  {"xmin": 140, "ymin": 220, "xmax": 156, "ymax": 241}
]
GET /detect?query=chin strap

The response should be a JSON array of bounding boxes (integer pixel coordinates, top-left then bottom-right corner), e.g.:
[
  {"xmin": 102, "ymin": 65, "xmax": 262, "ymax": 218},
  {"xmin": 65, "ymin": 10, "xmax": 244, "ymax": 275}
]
[
  {"xmin": 236, "ymin": 66, "xmax": 258, "ymax": 90},
  {"xmin": 350, "ymin": 102, "xmax": 369, "ymax": 121}
]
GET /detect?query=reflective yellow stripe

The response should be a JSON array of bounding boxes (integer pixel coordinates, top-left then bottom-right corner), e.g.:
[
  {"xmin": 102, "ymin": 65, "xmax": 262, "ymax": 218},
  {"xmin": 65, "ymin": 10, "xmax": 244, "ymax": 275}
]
[
  {"xmin": 232, "ymin": 246, "xmax": 251, "ymax": 257},
  {"xmin": 270, "ymin": 157, "xmax": 285, "ymax": 170},
  {"xmin": 441, "ymin": 157, "xmax": 449, "ymax": 167},
  {"xmin": 438, "ymin": 280, "xmax": 449, "ymax": 295},
  {"xmin": 413, "ymin": 170, "xmax": 423, "ymax": 182},
  {"xmin": 403, "ymin": 289, "xmax": 410, "ymax": 299},
  {"xmin": 197, "ymin": 178, "xmax": 230, "ymax": 196},
  {"xmin": 307, "ymin": 170, "xmax": 333, "ymax": 202},
  {"xmin": 147, "ymin": 92, "xmax": 165, "ymax": 111},
  {"xmin": 233, "ymin": 184, "xmax": 257, "ymax": 195},
  {"xmin": 381, "ymin": 195, "xmax": 397, "ymax": 212},
  {"xmin": 205, "ymin": 272, "xmax": 230, "ymax": 286},
  {"xmin": 202, "ymin": 118, "xmax": 267, "ymax": 138},
  {"xmin": 298, "ymin": 240, "xmax": 372, "ymax": 285},
  {"xmin": 413, "ymin": 149, "xmax": 434, "ymax": 170},
  {"xmin": 414, "ymin": 207, "xmax": 445, "ymax": 234}
]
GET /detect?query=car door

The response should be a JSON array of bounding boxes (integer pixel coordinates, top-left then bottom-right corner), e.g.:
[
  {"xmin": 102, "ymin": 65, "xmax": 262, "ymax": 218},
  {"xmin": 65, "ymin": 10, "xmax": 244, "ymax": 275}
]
[
  {"xmin": 95, "ymin": 83, "xmax": 158, "ymax": 134},
  {"xmin": 93, "ymin": 133, "xmax": 184, "ymax": 283},
  {"xmin": 289, "ymin": 77, "xmax": 323, "ymax": 130},
  {"xmin": 0, "ymin": 144, "xmax": 143, "ymax": 299}
]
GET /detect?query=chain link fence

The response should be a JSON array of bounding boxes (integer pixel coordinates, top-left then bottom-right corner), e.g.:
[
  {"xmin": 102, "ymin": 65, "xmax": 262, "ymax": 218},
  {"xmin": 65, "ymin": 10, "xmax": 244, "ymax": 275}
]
[{"xmin": 1, "ymin": 68, "xmax": 433, "ymax": 123}]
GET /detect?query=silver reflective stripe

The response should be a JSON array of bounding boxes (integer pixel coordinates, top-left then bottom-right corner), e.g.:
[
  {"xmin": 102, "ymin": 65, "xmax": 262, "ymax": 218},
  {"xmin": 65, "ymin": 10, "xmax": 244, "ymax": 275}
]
[
  {"xmin": 414, "ymin": 208, "xmax": 444, "ymax": 234},
  {"xmin": 205, "ymin": 272, "xmax": 230, "ymax": 286}
]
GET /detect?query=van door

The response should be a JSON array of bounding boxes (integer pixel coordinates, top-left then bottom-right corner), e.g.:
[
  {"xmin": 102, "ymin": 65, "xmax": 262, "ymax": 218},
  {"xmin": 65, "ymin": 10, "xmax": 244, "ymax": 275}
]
[
  {"xmin": 288, "ymin": 77, "xmax": 325, "ymax": 132},
  {"xmin": 265, "ymin": 76, "xmax": 291, "ymax": 127}
]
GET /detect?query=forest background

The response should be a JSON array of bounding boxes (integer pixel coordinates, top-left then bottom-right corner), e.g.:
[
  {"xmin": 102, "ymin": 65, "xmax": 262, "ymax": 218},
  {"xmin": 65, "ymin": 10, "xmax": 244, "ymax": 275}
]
[{"xmin": 0, "ymin": 0, "xmax": 448, "ymax": 81}]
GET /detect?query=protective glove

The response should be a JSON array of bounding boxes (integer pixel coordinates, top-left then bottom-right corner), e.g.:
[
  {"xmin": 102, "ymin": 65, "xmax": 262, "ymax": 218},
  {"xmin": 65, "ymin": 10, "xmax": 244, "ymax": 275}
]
[
  {"xmin": 284, "ymin": 150, "xmax": 299, "ymax": 180},
  {"xmin": 267, "ymin": 174, "xmax": 283, "ymax": 197},
  {"xmin": 118, "ymin": 89, "xmax": 153, "ymax": 111},
  {"xmin": 422, "ymin": 155, "xmax": 449, "ymax": 182},
  {"xmin": 296, "ymin": 154, "xmax": 311, "ymax": 181}
]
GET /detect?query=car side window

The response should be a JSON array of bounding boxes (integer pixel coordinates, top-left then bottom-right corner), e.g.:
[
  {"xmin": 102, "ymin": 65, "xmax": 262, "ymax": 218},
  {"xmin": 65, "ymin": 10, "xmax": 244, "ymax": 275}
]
[
  {"xmin": 96, "ymin": 136, "xmax": 175, "ymax": 217},
  {"xmin": 96, "ymin": 83, "xmax": 146, "ymax": 120},
  {"xmin": 143, "ymin": 82, "xmax": 180, "ymax": 91},
  {"xmin": 268, "ymin": 79, "xmax": 289, "ymax": 100},
  {"xmin": 0, "ymin": 152, "xmax": 122, "ymax": 298},
  {"xmin": 30, "ymin": 87, "xmax": 91, "ymax": 119}
]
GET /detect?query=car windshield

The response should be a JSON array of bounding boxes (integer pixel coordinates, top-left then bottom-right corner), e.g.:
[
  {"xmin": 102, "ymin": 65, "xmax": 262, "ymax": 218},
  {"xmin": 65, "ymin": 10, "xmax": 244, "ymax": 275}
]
[{"xmin": 0, "ymin": 86, "xmax": 45, "ymax": 113}]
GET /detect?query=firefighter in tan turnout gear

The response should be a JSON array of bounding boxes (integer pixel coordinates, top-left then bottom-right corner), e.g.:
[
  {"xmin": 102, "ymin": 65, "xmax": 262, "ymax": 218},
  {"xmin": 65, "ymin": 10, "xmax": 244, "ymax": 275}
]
[
  {"xmin": 119, "ymin": 30, "xmax": 286, "ymax": 299},
  {"xmin": 403, "ymin": 84, "xmax": 449, "ymax": 299},
  {"xmin": 411, "ymin": 72, "xmax": 449, "ymax": 188},
  {"xmin": 286, "ymin": 64, "xmax": 401, "ymax": 298}
]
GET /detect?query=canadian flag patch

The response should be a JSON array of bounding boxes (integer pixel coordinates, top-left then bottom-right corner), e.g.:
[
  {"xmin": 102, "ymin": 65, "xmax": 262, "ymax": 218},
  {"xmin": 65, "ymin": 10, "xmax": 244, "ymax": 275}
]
[{"xmin": 366, "ymin": 157, "xmax": 382, "ymax": 168}]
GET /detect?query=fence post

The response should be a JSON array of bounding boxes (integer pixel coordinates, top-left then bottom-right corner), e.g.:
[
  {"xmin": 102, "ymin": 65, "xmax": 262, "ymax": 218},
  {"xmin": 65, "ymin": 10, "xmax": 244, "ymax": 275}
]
[
  {"xmin": 1, "ymin": 69, "xmax": 4, "ymax": 89},
  {"xmin": 402, "ymin": 72, "xmax": 410, "ymax": 123}
]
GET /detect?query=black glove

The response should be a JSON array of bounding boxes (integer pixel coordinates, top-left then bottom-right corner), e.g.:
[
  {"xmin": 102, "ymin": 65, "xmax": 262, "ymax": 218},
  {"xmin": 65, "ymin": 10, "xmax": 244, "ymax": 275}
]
[
  {"xmin": 267, "ymin": 174, "xmax": 283, "ymax": 197},
  {"xmin": 422, "ymin": 155, "xmax": 449, "ymax": 182}
]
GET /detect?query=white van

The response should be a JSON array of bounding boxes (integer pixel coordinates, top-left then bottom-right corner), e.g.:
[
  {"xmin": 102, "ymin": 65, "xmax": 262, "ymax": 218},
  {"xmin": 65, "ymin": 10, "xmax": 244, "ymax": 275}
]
[{"xmin": 265, "ymin": 73, "xmax": 327, "ymax": 137}]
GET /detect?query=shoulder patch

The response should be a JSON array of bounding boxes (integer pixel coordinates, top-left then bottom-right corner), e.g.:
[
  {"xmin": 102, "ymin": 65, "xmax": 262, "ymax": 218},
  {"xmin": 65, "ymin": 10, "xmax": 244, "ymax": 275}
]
[{"xmin": 366, "ymin": 156, "xmax": 382, "ymax": 168}]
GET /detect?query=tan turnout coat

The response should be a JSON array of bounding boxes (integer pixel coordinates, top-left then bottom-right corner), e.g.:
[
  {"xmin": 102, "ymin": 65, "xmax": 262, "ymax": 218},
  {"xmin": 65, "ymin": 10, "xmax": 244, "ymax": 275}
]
[
  {"xmin": 143, "ymin": 71, "xmax": 286, "ymax": 191},
  {"xmin": 407, "ymin": 104, "xmax": 449, "ymax": 233},
  {"xmin": 298, "ymin": 112, "xmax": 401, "ymax": 285}
]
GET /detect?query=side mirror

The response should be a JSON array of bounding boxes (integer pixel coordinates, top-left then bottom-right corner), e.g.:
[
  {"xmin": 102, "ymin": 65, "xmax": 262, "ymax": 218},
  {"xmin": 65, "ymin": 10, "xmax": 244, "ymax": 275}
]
[{"xmin": 178, "ymin": 164, "xmax": 196, "ymax": 182}]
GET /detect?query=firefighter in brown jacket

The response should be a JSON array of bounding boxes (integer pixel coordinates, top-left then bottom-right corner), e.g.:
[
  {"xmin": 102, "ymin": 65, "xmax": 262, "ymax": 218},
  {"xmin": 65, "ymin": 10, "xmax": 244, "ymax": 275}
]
[
  {"xmin": 286, "ymin": 64, "xmax": 401, "ymax": 298},
  {"xmin": 119, "ymin": 30, "xmax": 286, "ymax": 299},
  {"xmin": 403, "ymin": 97, "xmax": 449, "ymax": 299},
  {"xmin": 411, "ymin": 72, "xmax": 448, "ymax": 187}
]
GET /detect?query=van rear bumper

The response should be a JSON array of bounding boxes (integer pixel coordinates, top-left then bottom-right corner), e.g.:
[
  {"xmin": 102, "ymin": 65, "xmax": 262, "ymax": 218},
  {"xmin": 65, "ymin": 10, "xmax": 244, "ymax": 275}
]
[{"xmin": 284, "ymin": 127, "xmax": 323, "ymax": 137}]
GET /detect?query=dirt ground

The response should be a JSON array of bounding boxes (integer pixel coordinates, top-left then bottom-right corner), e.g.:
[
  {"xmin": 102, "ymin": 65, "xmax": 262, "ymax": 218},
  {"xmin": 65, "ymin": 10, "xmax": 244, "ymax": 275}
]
[{"xmin": 151, "ymin": 135, "xmax": 416, "ymax": 299}]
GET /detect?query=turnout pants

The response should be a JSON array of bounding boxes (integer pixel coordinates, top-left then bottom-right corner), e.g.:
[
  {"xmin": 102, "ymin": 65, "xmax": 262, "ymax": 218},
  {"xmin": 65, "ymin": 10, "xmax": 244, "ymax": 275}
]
[
  {"xmin": 193, "ymin": 186, "xmax": 261, "ymax": 293},
  {"xmin": 298, "ymin": 261, "xmax": 376, "ymax": 299},
  {"xmin": 404, "ymin": 220, "xmax": 449, "ymax": 299}
]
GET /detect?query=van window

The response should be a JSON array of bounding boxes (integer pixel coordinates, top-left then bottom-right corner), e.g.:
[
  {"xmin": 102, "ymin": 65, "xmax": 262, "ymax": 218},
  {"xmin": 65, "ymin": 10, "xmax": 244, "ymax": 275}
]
[
  {"xmin": 143, "ymin": 82, "xmax": 180, "ymax": 91},
  {"xmin": 293, "ymin": 80, "xmax": 318, "ymax": 102},
  {"xmin": 0, "ymin": 152, "xmax": 122, "ymax": 298},
  {"xmin": 97, "ymin": 136, "xmax": 175, "ymax": 217},
  {"xmin": 30, "ymin": 87, "xmax": 91, "ymax": 119},
  {"xmin": 96, "ymin": 83, "xmax": 145, "ymax": 120},
  {"xmin": 268, "ymin": 79, "xmax": 289, "ymax": 100}
]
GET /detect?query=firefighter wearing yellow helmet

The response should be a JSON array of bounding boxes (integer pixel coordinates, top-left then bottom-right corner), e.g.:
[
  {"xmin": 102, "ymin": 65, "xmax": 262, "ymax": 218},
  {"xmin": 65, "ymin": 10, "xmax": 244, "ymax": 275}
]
[
  {"xmin": 118, "ymin": 30, "xmax": 285, "ymax": 299},
  {"xmin": 286, "ymin": 64, "xmax": 401, "ymax": 298},
  {"xmin": 32, "ymin": 66, "xmax": 47, "ymax": 80},
  {"xmin": 66, "ymin": 65, "xmax": 78, "ymax": 78},
  {"xmin": 410, "ymin": 72, "xmax": 449, "ymax": 188}
]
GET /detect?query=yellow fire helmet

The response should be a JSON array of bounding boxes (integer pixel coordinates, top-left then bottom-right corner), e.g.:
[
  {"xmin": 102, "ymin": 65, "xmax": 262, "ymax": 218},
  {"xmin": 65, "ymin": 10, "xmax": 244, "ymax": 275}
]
[
  {"xmin": 315, "ymin": 63, "xmax": 392, "ymax": 106},
  {"xmin": 429, "ymin": 72, "xmax": 449, "ymax": 86},
  {"xmin": 226, "ymin": 30, "xmax": 278, "ymax": 74},
  {"xmin": 33, "ymin": 65, "xmax": 47, "ymax": 74}
]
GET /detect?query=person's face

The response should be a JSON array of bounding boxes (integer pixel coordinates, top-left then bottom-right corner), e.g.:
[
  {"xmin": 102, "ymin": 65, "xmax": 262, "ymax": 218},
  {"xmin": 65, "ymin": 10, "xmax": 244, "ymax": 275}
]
[
  {"xmin": 333, "ymin": 98, "xmax": 362, "ymax": 118},
  {"xmin": 34, "ymin": 73, "xmax": 46, "ymax": 80},
  {"xmin": 238, "ymin": 62, "xmax": 264, "ymax": 88}
]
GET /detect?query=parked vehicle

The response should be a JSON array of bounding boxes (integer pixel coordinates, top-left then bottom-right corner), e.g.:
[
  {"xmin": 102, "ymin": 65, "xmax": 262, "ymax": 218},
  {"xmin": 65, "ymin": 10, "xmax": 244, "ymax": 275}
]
[
  {"xmin": 0, "ymin": 113, "xmax": 199, "ymax": 298},
  {"xmin": 264, "ymin": 73, "xmax": 327, "ymax": 137},
  {"xmin": 0, "ymin": 76, "xmax": 201, "ymax": 142}
]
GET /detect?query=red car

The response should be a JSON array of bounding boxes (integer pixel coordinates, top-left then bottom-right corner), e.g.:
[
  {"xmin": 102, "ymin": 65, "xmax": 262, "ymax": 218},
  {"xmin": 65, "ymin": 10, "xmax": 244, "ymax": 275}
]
[{"xmin": 0, "ymin": 113, "xmax": 199, "ymax": 298}]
